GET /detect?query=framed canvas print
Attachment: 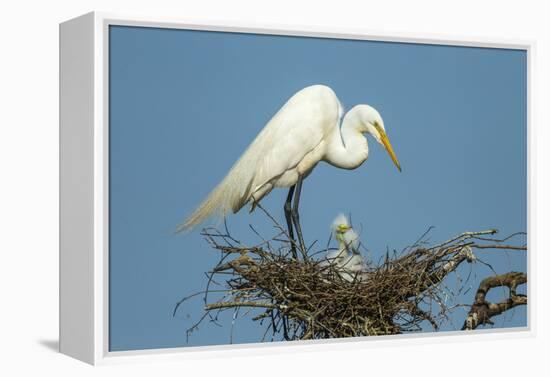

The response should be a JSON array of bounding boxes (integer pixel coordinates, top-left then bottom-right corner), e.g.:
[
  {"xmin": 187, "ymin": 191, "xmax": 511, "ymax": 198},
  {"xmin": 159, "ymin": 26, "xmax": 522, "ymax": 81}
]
[{"xmin": 59, "ymin": 12, "xmax": 532, "ymax": 365}]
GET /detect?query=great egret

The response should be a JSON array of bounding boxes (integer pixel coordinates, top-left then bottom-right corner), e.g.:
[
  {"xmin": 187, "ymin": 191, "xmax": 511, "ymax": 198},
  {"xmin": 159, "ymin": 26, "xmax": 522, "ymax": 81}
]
[{"xmin": 178, "ymin": 85, "xmax": 401, "ymax": 258}]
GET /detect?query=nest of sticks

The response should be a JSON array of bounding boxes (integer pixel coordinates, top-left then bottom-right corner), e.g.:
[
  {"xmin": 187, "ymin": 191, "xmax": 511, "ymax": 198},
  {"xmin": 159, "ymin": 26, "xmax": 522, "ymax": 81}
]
[{"xmin": 175, "ymin": 206, "xmax": 527, "ymax": 342}]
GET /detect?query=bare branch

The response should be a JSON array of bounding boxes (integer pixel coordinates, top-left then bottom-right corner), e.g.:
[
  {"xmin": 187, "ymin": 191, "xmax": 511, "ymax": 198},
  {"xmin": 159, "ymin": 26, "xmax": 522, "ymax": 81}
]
[
  {"xmin": 462, "ymin": 271, "xmax": 527, "ymax": 330},
  {"xmin": 470, "ymin": 244, "xmax": 527, "ymax": 251},
  {"xmin": 205, "ymin": 301, "xmax": 282, "ymax": 311}
]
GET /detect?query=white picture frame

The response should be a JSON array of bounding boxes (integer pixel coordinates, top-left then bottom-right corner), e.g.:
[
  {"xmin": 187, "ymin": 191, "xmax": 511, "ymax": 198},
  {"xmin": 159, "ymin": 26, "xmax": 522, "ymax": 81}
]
[{"xmin": 59, "ymin": 11, "xmax": 534, "ymax": 365}]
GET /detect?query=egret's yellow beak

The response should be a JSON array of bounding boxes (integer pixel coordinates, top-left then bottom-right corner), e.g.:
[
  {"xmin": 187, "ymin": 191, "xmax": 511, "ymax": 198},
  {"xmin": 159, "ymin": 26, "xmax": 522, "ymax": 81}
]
[{"xmin": 379, "ymin": 130, "xmax": 401, "ymax": 172}]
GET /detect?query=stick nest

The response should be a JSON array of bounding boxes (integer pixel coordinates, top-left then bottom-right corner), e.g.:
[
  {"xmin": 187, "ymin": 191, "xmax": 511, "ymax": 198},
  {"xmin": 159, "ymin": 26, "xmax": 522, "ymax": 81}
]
[{"xmin": 175, "ymin": 208, "xmax": 526, "ymax": 342}]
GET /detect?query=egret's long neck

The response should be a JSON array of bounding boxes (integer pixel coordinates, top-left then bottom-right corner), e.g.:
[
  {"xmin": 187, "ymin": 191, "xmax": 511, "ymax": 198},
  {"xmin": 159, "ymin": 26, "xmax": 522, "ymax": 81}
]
[{"xmin": 324, "ymin": 108, "xmax": 369, "ymax": 169}]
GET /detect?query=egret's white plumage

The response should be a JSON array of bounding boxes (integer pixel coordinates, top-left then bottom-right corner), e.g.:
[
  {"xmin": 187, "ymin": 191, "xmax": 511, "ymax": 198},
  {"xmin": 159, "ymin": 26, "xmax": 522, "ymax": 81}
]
[
  {"xmin": 331, "ymin": 214, "xmax": 350, "ymax": 232},
  {"xmin": 178, "ymin": 85, "xmax": 400, "ymax": 232},
  {"xmin": 342, "ymin": 227, "xmax": 361, "ymax": 254},
  {"xmin": 323, "ymin": 248, "xmax": 348, "ymax": 267},
  {"xmin": 327, "ymin": 213, "xmax": 367, "ymax": 282},
  {"xmin": 340, "ymin": 251, "xmax": 366, "ymax": 275}
]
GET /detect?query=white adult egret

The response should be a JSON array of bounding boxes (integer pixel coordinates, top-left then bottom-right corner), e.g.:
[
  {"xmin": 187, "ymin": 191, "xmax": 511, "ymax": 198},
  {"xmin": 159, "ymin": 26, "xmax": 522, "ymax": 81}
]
[{"xmin": 178, "ymin": 85, "xmax": 401, "ymax": 258}]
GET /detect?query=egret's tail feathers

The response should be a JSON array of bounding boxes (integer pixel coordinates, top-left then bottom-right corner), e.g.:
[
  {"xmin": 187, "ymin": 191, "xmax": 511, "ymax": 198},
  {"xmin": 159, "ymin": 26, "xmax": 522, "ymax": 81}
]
[
  {"xmin": 176, "ymin": 189, "xmax": 225, "ymax": 233},
  {"xmin": 176, "ymin": 175, "xmax": 250, "ymax": 233}
]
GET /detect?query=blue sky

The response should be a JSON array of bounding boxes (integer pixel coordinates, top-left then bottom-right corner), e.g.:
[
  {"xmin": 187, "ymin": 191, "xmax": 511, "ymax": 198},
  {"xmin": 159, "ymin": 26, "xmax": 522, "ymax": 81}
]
[{"xmin": 108, "ymin": 25, "xmax": 527, "ymax": 351}]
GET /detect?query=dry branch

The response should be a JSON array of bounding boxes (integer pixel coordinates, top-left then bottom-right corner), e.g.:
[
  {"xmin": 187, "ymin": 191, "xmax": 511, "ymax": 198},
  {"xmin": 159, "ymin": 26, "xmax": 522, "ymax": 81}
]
[{"xmin": 462, "ymin": 271, "xmax": 527, "ymax": 330}]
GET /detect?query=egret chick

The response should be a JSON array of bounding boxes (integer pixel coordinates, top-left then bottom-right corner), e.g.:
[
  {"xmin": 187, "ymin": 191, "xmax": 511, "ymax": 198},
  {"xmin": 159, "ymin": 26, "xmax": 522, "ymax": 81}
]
[
  {"xmin": 322, "ymin": 214, "xmax": 354, "ymax": 267},
  {"xmin": 326, "ymin": 214, "xmax": 366, "ymax": 282}
]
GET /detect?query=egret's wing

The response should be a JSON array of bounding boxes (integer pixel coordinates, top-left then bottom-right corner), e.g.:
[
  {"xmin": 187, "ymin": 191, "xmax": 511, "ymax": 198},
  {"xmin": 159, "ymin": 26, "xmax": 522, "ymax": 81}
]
[
  {"xmin": 178, "ymin": 85, "xmax": 340, "ymax": 231},
  {"xmin": 222, "ymin": 85, "xmax": 341, "ymax": 211}
]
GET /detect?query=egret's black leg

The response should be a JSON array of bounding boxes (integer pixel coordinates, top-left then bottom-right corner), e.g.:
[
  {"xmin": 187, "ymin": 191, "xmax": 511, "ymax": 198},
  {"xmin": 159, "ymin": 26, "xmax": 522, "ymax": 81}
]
[
  {"xmin": 284, "ymin": 185, "xmax": 297, "ymax": 259},
  {"xmin": 291, "ymin": 176, "xmax": 307, "ymax": 259}
]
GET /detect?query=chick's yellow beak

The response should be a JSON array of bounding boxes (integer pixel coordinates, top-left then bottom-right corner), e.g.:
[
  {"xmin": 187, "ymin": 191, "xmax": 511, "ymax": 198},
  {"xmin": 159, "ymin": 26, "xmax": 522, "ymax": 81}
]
[
  {"xmin": 337, "ymin": 224, "xmax": 351, "ymax": 233},
  {"xmin": 380, "ymin": 131, "xmax": 401, "ymax": 172}
]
